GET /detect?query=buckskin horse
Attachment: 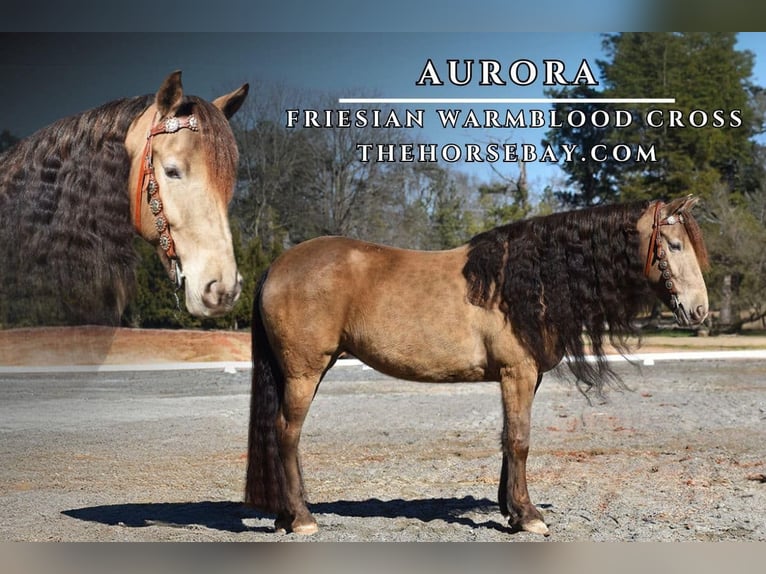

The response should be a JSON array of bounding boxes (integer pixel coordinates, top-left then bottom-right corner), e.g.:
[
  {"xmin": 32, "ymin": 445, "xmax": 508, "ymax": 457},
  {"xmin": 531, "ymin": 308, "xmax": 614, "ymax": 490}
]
[
  {"xmin": 246, "ymin": 196, "xmax": 709, "ymax": 536},
  {"xmin": 0, "ymin": 71, "xmax": 248, "ymax": 325}
]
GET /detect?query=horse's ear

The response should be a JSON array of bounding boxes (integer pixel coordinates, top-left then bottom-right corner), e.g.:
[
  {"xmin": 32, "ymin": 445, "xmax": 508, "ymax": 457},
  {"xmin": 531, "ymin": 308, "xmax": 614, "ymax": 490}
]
[
  {"xmin": 212, "ymin": 83, "xmax": 249, "ymax": 119},
  {"xmin": 665, "ymin": 194, "xmax": 699, "ymax": 215},
  {"xmin": 682, "ymin": 194, "xmax": 701, "ymax": 211},
  {"xmin": 156, "ymin": 70, "xmax": 184, "ymax": 117}
]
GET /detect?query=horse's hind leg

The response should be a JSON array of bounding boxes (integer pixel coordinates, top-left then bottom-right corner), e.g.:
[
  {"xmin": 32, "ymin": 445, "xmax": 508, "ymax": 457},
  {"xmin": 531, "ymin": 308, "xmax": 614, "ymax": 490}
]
[
  {"xmin": 498, "ymin": 365, "xmax": 549, "ymax": 535},
  {"xmin": 274, "ymin": 372, "xmax": 323, "ymax": 534}
]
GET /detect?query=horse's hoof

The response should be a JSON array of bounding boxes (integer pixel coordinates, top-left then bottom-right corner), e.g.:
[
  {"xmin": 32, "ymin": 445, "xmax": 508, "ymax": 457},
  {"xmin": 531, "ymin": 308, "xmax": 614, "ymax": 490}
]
[
  {"xmin": 522, "ymin": 519, "xmax": 550, "ymax": 536},
  {"xmin": 274, "ymin": 518, "xmax": 290, "ymax": 534},
  {"xmin": 292, "ymin": 522, "xmax": 319, "ymax": 535},
  {"xmin": 274, "ymin": 517, "xmax": 319, "ymax": 535}
]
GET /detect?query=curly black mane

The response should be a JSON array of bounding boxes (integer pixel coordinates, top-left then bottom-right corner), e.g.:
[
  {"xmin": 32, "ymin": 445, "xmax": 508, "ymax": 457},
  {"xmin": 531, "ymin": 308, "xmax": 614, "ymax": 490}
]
[
  {"xmin": 0, "ymin": 88, "xmax": 240, "ymax": 327},
  {"xmin": 463, "ymin": 201, "xmax": 655, "ymax": 391},
  {"xmin": 0, "ymin": 96, "xmax": 153, "ymax": 326}
]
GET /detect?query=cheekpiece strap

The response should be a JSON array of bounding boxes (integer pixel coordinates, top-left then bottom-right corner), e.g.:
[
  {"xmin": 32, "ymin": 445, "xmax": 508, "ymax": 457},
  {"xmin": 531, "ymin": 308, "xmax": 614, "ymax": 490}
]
[{"xmin": 133, "ymin": 113, "xmax": 200, "ymax": 261}]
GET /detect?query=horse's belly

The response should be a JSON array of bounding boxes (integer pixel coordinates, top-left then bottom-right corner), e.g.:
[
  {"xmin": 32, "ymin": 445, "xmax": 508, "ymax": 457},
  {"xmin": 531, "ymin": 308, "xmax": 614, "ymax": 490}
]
[
  {"xmin": 353, "ymin": 346, "xmax": 488, "ymax": 382},
  {"xmin": 344, "ymin": 312, "xmax": 491, "ymax": 383}
]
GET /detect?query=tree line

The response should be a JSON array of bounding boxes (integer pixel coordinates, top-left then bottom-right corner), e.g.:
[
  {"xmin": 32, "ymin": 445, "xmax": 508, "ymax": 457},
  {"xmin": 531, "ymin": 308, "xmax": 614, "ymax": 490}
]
[{"xmin": 3, "ymin": 33, "xmax": 766, "ymax": 334}]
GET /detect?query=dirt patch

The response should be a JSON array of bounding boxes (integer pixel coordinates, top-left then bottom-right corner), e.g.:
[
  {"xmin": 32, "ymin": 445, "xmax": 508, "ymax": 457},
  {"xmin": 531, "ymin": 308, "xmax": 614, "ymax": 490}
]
[
  {"xmin": 1, "ymin": 360, "xmax": 765, "ymax": 541},
  {"xmin": 2, "ymin": 326, "xmax": 766, "ymax": 367},
  {"xmin": 2, "ymin": 327, "xmax": 766, "ymax": 542},
  {"xmin": 0, "ymin": 326, "xmax": 250, "ymax": 366}
]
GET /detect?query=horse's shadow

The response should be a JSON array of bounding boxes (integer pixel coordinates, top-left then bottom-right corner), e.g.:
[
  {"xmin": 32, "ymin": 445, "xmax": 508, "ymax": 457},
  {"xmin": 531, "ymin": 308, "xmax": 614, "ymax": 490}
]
[{"xmin": 62, "ymin": 496, "xmax": 515, "ymax": 534}]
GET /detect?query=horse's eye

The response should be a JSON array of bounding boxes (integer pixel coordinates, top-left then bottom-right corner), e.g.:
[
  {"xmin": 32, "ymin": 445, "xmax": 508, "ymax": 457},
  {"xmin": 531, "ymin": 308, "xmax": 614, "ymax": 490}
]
[
  {"xmin": 164, "ymin": 166, "xmax": 182, "ymax": 179},
  {"xmin": 668, "ymin": 239, "xmax": 682, "ymax": 252}
]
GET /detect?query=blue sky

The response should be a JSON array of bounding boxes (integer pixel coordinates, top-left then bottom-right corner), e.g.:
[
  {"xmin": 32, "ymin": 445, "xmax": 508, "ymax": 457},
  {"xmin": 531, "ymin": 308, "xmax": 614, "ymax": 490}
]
[{"xmin": 2, "ymin": 32, "xmax": 765, "ymax": 190}]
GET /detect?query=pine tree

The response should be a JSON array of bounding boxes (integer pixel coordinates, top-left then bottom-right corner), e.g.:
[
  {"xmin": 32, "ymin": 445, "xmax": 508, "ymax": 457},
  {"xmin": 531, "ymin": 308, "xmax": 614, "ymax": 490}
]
[
  {"xmin": 543, "ymin": 84, "xmax": 622, "ymax": 206},
  {"xmin": 599, "ymin": 32, "xmax": 760, "ymax": 200},
  {"xmin": 547, "ymin": 32, "xmax": 762, "ymax": 205}
]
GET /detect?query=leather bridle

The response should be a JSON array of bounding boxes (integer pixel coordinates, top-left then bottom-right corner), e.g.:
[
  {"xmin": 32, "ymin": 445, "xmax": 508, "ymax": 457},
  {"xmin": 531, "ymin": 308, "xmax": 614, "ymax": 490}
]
[
  {"xmin": 643, "ymin": 200, "xmax": 686, "ymax": 320},
  {"xmin": 133, "ymin": 113, "xmax": 199, "ymax": 288}
]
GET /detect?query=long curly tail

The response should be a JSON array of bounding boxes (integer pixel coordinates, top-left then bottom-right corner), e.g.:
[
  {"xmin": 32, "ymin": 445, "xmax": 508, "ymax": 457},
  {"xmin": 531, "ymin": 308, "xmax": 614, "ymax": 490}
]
[{"xmin": 245, "ymin": 270, "xmax": 288, "ymax": 513}]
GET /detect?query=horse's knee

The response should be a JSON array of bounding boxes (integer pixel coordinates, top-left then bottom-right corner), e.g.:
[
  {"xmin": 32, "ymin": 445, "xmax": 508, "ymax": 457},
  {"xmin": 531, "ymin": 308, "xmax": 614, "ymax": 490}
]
[
  {"xmin": 511, "ymin": 440, "xmax": 529, "ymax": 461},
  {"xmin": 502, "ymin": 430, "xmax": 530, "ymax": 459}
]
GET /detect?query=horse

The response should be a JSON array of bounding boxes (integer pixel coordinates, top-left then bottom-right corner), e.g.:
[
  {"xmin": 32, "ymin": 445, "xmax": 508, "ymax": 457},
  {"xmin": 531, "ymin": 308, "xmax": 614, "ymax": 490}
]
[
  {"xmin": 245, "ymin": 195, "xmax": 709, "ymax": 536},
  {"xmin": 0, "ymin": 71, "xmax": 248, "ymax": 326}
]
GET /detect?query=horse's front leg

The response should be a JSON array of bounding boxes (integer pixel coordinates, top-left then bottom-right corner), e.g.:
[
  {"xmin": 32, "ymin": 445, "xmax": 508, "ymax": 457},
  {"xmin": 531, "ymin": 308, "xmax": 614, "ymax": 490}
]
[{"xmin": 498, "ymin": 365, "xmax": 548, "ymax": 535}]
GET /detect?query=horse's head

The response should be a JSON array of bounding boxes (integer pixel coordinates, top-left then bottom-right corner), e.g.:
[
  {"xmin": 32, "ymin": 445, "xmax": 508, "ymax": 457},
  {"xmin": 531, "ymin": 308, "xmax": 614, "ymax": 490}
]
[
  {"xmin": 638, "ymin": 195, "xmax": 709, "ymax": 326},
  {"xmin": 126, "ymin": 71, "xmax": 248, "ymax": 318}
]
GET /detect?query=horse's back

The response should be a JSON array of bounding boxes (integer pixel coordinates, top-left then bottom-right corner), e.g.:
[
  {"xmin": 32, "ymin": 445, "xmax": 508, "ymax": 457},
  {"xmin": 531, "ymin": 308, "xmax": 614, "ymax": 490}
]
[
  {"xmin": 262, "ymin": 236, "xmax": 453, "ymax": 328},
  {"xmin": 260, "ymin": 236, "xmax": 516, "ymax": 382}
]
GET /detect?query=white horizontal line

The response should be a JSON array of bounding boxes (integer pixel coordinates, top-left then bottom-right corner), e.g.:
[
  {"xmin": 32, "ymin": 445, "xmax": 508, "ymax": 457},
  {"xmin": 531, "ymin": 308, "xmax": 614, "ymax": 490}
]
[
  {"xmin": 338, "ymin": 97, "xmax": 676, "ymax": 105},
  {"xmin": 598, "ymin": 349, "xmax": 766, "ymax": 364},
  {"xmin": 2, "ymin": 351, "xmax": 765, "ymax": 375}
]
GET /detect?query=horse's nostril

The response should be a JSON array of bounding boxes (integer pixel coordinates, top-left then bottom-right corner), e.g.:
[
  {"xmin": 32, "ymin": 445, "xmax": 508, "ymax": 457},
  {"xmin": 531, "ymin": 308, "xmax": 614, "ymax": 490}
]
[
  {"xmin": 696, "ymin": 305, "xmax": 707, "ymax": 319},
  {"xmin": 202, "ymin": 280, "xmax": 223, "ymax": 308},
  {"xmin": 202, "ymin": 278, "xmax": 240, "ymax": 309}
]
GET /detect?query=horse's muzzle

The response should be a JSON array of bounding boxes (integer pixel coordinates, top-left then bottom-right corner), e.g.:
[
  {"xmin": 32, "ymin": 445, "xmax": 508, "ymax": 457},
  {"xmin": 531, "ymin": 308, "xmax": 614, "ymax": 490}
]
[
  {"xmin": 671, "ymin": 295, "xmax": 708, "ymax": 327},
  {"xmin": 200, "ymin": 272, "xmax": 243, "ymax": 316}
]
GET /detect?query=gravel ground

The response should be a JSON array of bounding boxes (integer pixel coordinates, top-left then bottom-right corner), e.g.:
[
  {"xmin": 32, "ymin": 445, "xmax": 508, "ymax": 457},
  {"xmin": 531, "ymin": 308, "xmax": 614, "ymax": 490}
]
[{"xmin": 1, "ymin": 358, "xmax": 765, "ymax": 541}]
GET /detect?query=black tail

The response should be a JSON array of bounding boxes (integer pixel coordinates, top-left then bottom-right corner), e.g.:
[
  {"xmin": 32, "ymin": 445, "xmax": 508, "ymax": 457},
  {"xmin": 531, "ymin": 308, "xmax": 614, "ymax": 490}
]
[{"xmin": 245, "ymin": 270, "xmax": 288, "ymax": 513}]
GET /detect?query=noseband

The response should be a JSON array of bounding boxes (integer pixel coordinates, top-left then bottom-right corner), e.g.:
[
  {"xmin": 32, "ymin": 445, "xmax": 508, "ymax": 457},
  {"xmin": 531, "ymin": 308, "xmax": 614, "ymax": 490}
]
[
  {"xmin": 133, "ymin": 113, "xmax": 200, "ymax": 288},
  {"xmin": 643, "ymin": 200, "xmax": 684, "ymax": 316}
]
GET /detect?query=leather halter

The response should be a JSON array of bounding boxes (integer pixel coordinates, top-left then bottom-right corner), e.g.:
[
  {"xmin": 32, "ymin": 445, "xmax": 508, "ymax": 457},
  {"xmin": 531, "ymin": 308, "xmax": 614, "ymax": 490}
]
[
  {"xmin": 133, "ymin": 113, "xmax": 199, "ymax": 286},
  {"xmin": 643, "ymin": 200, "xmax": 682, "ymax": 299}
]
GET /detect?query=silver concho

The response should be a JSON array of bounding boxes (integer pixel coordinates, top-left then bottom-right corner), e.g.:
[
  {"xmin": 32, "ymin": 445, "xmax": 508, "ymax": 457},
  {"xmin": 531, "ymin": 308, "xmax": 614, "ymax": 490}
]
[
  {"xmin": 159, "ymin": 234, "xmax": 171, "ymax": 252},
  {"xmin": 187, "ymin": 115, "xmax": 199, "ymax": 131},
  {"xmin": 149, "ymin": 197, "xmax": 163, "ymax": 215},
  {"xmin": 665, "ymin": 280, "xmax": 674, "ymax": 290},
  {"xmin": 665, "ymin": 215, "xmax": 677, "ymax": 225},
  {"xmin": 155, "ymin": 215, "xmax": 167, "ymax": 233},
  {"xmin": 147, "ymin": 179, "xmax": 158, "ymax": 194},
  {"xmin": 164, "ymin": 117, "xmax": 180, "ymax": 133}
]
